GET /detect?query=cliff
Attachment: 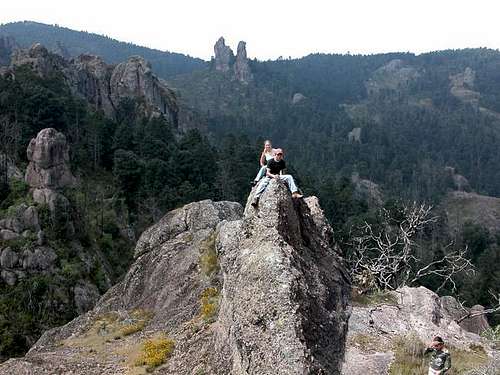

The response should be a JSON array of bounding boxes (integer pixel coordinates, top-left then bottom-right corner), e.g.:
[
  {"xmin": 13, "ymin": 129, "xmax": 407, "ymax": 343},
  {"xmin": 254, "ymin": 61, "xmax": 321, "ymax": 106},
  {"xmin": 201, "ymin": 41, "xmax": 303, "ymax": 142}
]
[{"xmin": 7, "ymin": 43, "xmax": 178, "ymax": 125}]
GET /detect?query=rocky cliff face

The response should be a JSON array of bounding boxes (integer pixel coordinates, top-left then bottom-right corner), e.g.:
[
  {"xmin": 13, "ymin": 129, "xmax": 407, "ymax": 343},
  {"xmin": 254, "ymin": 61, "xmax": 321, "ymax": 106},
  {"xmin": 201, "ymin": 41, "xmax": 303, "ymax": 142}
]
[
  {"xmin": 9, "ymin": 44, "xmax": 178, "ymax": 124},
  {"xmin": 0, "ymin": 181, "xmax": 351, "ymax": 374}
]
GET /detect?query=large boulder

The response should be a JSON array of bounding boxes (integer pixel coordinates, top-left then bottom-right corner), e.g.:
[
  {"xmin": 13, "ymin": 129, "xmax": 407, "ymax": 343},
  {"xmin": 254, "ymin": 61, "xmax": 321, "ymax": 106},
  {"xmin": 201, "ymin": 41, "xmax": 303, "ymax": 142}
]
[
  {"xmin": 25, "ymin": 128, "xmax": 75, "ymax": 190},
  {"xmin": 0, "ymin": 186, "xmax": 351, "ymax": 374}
]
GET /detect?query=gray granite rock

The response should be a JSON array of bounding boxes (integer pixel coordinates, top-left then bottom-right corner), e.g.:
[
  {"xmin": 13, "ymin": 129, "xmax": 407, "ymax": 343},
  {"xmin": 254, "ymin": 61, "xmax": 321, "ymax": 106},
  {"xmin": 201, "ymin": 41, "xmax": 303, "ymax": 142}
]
[
  {"xmin": 214, "ymin": 36, "xmax": 234, "ymax": 73},
  {"xmin": 234, "ymin": 41, "xmax": 252, "ymax": 83},
  {"xmin": 0, "ymin": 247, "xmax": 19, "ymax": 268},
  {"xmin": 0, "ymin": 190, "xmax": 351, "ymax": 374},
  {"xmin": 25, "ymin": 128, "xmax": 75, "ymax": 189}
]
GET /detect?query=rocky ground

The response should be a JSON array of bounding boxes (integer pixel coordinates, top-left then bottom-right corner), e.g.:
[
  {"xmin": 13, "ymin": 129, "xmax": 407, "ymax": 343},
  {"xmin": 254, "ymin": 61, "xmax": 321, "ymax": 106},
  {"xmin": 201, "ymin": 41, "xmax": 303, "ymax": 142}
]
[
  {"xmin": 0, "ymin": 181, "xmax": 351, "ymax": 374},
  {"xmin": 342, "ymin": 287, "xmax": 499, "ymax": 375}
]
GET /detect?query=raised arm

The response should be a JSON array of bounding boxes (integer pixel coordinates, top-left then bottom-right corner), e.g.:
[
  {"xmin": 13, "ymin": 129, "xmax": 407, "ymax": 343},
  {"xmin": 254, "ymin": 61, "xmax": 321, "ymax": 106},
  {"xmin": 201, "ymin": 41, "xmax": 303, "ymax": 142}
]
[{"xmin": 259, "ymin": 152, "xmax": 266, "ymax": 167}]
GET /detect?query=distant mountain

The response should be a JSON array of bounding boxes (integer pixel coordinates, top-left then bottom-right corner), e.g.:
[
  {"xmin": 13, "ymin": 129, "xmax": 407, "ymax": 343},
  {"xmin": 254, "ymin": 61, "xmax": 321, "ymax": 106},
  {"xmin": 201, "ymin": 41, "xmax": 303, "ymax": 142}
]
[{"xmin": 0, "ymin": 21, "xmax": 207, "ymax": 77}]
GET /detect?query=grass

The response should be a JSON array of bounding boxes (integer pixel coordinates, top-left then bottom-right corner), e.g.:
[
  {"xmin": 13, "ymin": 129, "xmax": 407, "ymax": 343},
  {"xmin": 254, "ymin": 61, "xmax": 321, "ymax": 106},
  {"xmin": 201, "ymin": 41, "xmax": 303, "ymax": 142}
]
[
  {"xmin": 389, "ymin": 333, "xmax": 490, "ymax": 375},
  {"xmin": 351, "ymin": 288, "xmax": 398, "ymax": 307},
  {"xmin": 200, "ymin": 287, "xmax": 219, "ymax": 323},
  {"xmin": 348, "ymin": 333, "xmax": 387, "ymax": 352},
  {"xmin": 133, "ymin": 335, "xmax": 175, "ymax": 370},
  {"xmin": 64, "ymin": 309, "xmax": 154, "ymax": 350},
  {"xmin": 199, "ymin": 231, "xmax": 218, "ymax": 276}
]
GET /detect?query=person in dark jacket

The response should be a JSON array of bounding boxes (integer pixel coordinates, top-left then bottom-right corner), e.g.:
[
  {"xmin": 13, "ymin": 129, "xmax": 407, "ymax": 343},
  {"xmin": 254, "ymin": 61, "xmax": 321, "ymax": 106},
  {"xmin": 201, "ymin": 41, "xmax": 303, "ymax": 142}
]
[
  {"xmin": 251, "ymin": 148, "xmax": 302, "ymax": 207},
  {"xmin": 424, "ymin": 336, "xmax": 451, "ymax": 374}
]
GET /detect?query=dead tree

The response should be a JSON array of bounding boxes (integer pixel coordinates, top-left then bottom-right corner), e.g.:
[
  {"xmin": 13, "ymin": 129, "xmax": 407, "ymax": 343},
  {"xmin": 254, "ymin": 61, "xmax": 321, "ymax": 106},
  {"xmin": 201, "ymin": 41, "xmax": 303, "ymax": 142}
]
[
  {"xmin": 456, "ymin": 290, "xmax": 500, "ymax": 324},
  {"xmin": 349, "ymin": 202, "xmax": 475, "ymax": 292}
]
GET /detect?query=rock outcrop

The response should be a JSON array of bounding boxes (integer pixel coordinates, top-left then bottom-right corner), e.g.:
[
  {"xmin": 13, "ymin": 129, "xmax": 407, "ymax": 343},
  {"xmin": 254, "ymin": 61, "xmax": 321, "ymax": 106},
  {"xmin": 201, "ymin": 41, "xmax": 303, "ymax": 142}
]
[
  {"xmin": 213, "ymin": 37, "xmax": 253, "ymax": 83},
  {"xmin": 351, "ymin": 172, "xmax": 383, "ymax": 207},
  {"xmin": 343, "ymin": 286, "xmax": 499, "ymax": 374},
  {"xmin": 9, "ymin": 44, "xmax": 178, "ymax": 124},
  {"xmin": 348, "ymin": 127, "xmax": 362, "ymax": 143},
  {"xmin": 292, "ymin": 92, "xmax": 307, "ymax": 105},
  {"xmin": 25, "ymin": 128, "xmax": 75, "ymax": 190},
  {"xmin": 450, "ymin": 67, "xmax": 480, "ymax": 106},
  {"xmin": 366, "ymin": 59, "xmax": 420, "ymax": 98},
  {"xmin": 214, "ymin": 37, "xmax": 234, "ymax": 73},
  {"xmin": 110, "ymin": 56, "xmax": 178, "ymax": 122},
  {"xmin": 442, "ymin": 191, "xmax": 500, "ymax": 234},
  {"xmin": 0, "ymin": 182, "xmax": 351, "ymax": 374},
  {"xmin": 444, "ymin": 166, "xmax": 471, "ymax": 192},
  {"xmin": 234, "ymin": 41, "xmax": 252, "ymax": 83}
]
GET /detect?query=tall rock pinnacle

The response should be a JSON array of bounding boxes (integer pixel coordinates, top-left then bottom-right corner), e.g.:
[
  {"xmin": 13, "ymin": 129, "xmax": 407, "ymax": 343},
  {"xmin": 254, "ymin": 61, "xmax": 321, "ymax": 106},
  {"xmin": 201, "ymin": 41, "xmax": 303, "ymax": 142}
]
[
  {"xmin": 214, "ymin": 36, "xmax": 234, "ymax": 73},
  {"xmin": 234, "ymin": 41, "xmax": 253, "ymax": 83}
]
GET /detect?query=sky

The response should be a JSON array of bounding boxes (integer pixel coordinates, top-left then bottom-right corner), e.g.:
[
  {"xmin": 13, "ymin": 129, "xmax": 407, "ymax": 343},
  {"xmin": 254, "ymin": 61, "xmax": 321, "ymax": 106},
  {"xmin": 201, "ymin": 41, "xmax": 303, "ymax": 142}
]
[{"xmin": 2, "ymin": 0, "xmax": 500, "ymax": 61}]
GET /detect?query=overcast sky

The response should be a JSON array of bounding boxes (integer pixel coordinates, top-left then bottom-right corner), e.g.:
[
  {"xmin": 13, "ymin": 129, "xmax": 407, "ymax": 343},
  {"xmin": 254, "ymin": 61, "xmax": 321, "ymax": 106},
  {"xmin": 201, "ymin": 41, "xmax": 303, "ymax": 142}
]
[{"xmin": 2, "ymin": 0, "xmax": 500, "ymax": 61}]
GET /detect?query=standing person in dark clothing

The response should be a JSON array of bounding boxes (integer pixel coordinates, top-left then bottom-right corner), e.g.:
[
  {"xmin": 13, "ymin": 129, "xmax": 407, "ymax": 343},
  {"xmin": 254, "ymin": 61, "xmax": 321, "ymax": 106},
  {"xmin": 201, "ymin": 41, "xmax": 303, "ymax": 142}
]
[
  {"xmin": 251, "ymin": 148, "xmax": 303, "ymax": 207},
  {"xmin": 424, "ymin": 336, "xmax": 451, "ymax": 374}
]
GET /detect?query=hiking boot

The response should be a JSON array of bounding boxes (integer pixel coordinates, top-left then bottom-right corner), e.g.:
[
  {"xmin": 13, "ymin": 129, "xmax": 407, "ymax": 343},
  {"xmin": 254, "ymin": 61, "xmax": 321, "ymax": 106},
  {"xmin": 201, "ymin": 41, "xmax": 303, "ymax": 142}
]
[
  {"xmin": 292, "ymin": 192, "xmax": 303, "ymax": 199},
  {"xmin": 251, "ymin": 196, "xmax": 259, "ymax": 207}
]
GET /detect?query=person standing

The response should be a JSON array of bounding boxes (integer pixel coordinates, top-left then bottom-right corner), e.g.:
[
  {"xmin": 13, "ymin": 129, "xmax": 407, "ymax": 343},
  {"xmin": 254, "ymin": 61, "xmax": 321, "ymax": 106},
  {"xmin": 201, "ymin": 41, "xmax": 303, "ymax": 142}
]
[
  {"xmin": 251, "ymin": 140, "xmax": 275, "ymax": 186},
  {"xmin": 424, "ymin": 336, "xmax": 451, "ymax": 375},
  {"xmin": 251, "ymin": 148, "xmax": 303, "ymax": 207}
]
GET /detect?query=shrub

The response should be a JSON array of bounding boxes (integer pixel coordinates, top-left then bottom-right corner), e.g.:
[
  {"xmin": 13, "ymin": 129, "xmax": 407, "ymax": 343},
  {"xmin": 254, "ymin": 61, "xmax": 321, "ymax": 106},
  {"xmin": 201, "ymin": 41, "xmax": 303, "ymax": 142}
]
[
  {"xmin": 200, "ymin": 287, "xmax": 219, "ymax": 323},
  {"xmin": 351, "ymin": 288, "xmax": 398, "ymax": 307},
  {"xmin": 199, "ymin": 231, "xmax": 218, "ymax": 276},
  {"xmin": 134, "ymin": 335, "xmax": 175, "ymax": 369}
]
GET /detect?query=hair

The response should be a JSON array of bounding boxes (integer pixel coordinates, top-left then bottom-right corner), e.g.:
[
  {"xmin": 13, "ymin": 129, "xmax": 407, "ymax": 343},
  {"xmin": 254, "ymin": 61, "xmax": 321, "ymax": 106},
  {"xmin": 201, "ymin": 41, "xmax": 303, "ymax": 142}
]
[
  {"xmin": 433, "ymin": 336, "xmax": 444, "ymax": 344},
  {"xmin": 264, "ymin": 140, "xmax": 272, "ymax": 146}
]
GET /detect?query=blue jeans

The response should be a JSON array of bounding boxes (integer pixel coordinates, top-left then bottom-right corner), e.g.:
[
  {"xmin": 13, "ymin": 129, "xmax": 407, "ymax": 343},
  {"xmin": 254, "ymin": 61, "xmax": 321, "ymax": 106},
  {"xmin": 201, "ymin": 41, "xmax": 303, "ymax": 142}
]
[
  {"xmin": 254, "ymin": 175, "xmax": 298, "ymax": 198},
  {"xmin": 254, "ymin": 166, "xmax": 267, "ymax": 182}
]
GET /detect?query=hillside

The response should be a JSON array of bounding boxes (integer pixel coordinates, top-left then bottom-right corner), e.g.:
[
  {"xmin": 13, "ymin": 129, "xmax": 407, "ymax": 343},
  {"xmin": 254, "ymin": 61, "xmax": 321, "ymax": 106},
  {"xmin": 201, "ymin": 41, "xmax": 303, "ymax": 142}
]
[{"xmin": 0, "ymin": 21, "xmax": 207, "ymax": 77}]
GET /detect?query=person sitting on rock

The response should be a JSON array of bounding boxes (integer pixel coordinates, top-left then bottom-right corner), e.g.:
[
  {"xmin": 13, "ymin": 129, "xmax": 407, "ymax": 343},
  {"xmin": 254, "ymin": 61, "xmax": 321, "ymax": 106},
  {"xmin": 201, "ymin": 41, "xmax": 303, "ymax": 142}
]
[
  {"xmin": 424, "ymin": 336, "xmax": 451, "ymax": 375},
  {"xmin": 251, "ymin": 139, "xmax": 276, "ymax": 187},
  {"xmin": 251, "ymin": 148, "xmax": 303, "ymax": 207}
]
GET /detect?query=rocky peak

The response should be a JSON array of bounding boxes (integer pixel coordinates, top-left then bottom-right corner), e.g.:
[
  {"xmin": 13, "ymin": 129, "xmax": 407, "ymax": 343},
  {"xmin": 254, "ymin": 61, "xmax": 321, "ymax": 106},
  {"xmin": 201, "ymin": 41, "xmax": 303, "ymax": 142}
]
[
  {"xmin": 11, "ymin": 43, "xmax": 68, "ymax": 77},
  {"xmin": 25, "ymin": 128, "xmax": 75, "ymax": 190},
  {"xmin": 234, "ymin": 41, "xmax": 253, "ymax": 83},
  {"xmin": 0, "ymin": 182, "xmax": 351, "ymax": 374},
  {"xmin": 214, "ymin": 36, "xmax": 234, "ymax": 72},
  {"xmin": 213, "ymin": 37, "xmax": 253, "ymax": 83},
  {"xmin": 110, "ymin": 55, "xmax": 178, "ymax": 123}
]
